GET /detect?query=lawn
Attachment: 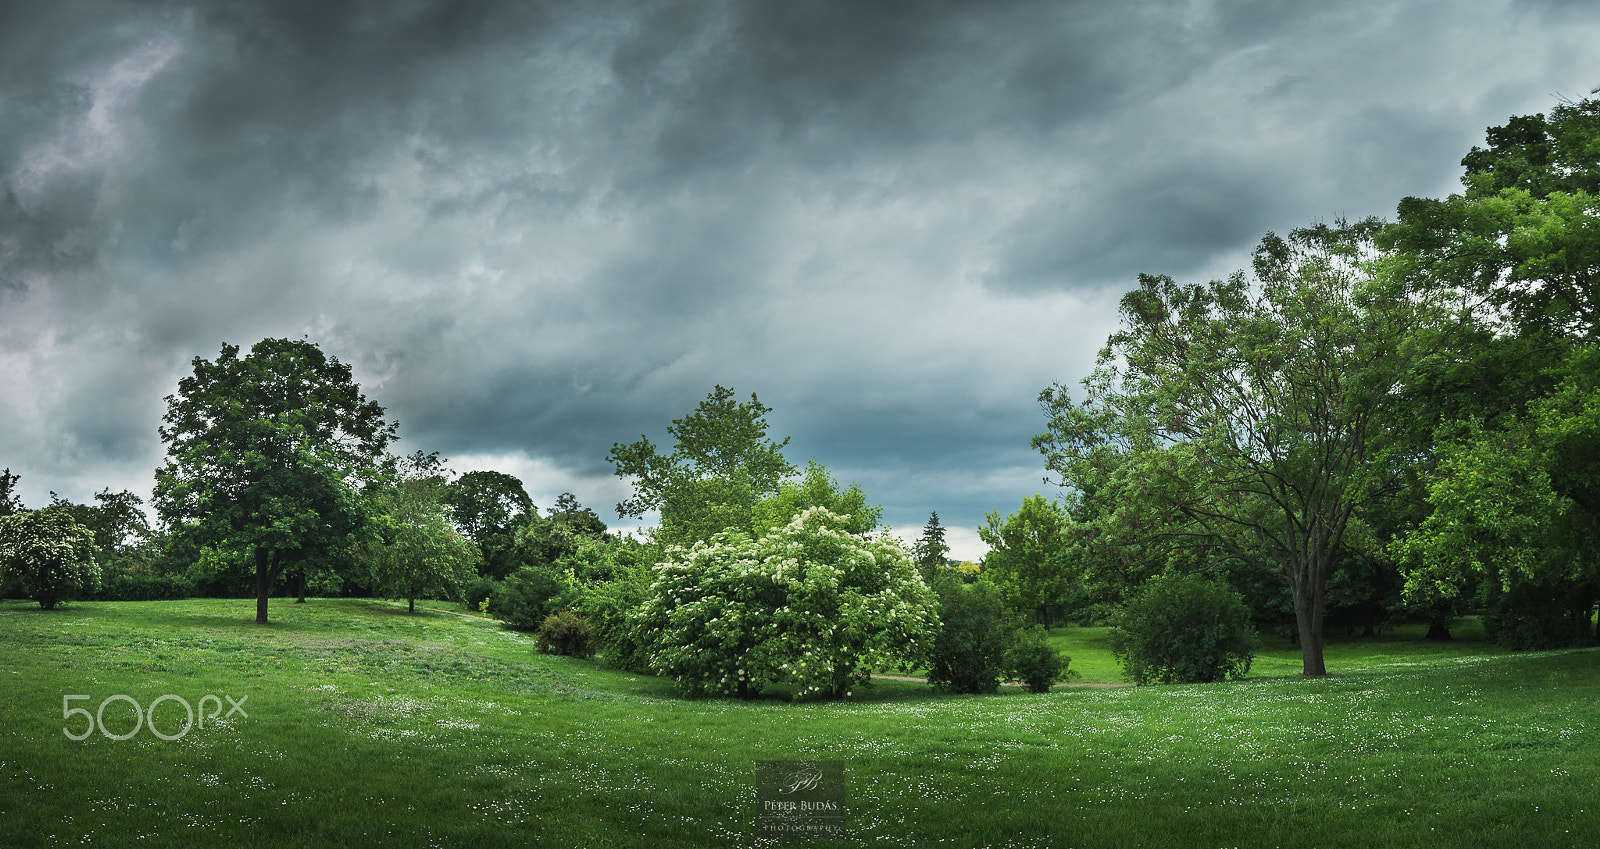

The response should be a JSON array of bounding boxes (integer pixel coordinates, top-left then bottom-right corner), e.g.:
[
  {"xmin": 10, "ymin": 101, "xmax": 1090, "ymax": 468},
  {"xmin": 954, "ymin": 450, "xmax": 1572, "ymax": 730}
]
[{"xmin": 1, "ymin": 597, "xmax": 1595, "ymax": 848}]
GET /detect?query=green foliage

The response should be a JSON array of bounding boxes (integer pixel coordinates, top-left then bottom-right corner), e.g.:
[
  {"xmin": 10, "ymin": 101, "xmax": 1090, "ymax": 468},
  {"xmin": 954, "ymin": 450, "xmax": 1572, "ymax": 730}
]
[
  {"xmin": 536, "ymin": 610, "xmax": 597, "ymax": 658},
  {"xmin": 912, "ymin": 511, "xmax": 951, "ymax": 575},
  {"xmin": 979, "ymin": 494, "xmax": 1074, "ymax": 630},
  {"xmin": 926, "ymin": 574, "xmax": 1017, "ymax": 694},
  {"xmin": 490, "ymin": 564, "xmax": 577, "ymax": 631},
  {"xmin": 0, "ymin": 507, "xmax": 102, "ymax": 609},
  {"xmin": 0, "ymin": 468, "xmax": 21, "ymax": 516},
  {"xmin": 365, "ymin": 474, "xmax": 481, "ymax": 615},
  {"xmin": 94, "ymin": 571, "xmax": 194, "ymax": 601},
  {"xmin": 1036, "ymin": 220, "xmax": 1451, "ymax": 676},
  {"xmin": 608, "ymin": 385, "xmax": 795, "ymax": 548},
  {"xmin": 446, "ymin": 470, "xmax": 534, "ymax": 579},
  {"xmin": 750, "ymin": 458, "xmax": 881, "ymax": 537},
  {"xmin": 1007, "ymin": 628, "xmax": 1073, "ymax": 693},
  {"xmin": 573, "ymin": 546, "xmax": 656, "ymax": 672},
  {"xmin": 461, "ymin": 574, "xmax": 500, "ymax": 612},
  {"xmin": 1110, "ymin": 572, "xmax": 1257, "ymax": 685},
  {"xmin": 153, "ymin": 338, "xmax": 396, "ymax": 623},
  {"xmin": 629, "ymin": 507, "xmax": 938, "ymax": 699}
]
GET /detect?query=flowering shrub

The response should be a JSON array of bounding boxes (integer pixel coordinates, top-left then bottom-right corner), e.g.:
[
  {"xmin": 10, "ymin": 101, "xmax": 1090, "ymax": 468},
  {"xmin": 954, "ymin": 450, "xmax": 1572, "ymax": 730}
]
[
  {"xmin": 0, "ymin": 508, "xmax": 102, "ymax": 609},
  {"xmin": 629, "ymin": 507, "xmax": 939, "ymax": 699}
]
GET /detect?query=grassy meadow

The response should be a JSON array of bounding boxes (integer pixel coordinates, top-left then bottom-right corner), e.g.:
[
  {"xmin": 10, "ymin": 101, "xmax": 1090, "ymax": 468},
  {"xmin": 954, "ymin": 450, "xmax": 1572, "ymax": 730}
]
[{"xmin": 0, "ymin": 597, "xmax": 1595, "ymax": 848}]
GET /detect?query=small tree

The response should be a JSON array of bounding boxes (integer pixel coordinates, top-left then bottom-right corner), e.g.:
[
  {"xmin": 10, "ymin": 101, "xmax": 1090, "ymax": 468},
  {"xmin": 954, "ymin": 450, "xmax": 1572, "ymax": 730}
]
[
  {"xmin": 979, "ymin": 495, "xmax": 1073, "ymax": 631},
  {"xmin": 912, "ymin": 511, "xmax": 951, "ymax": 576},
  {"xmin": 0, "ymin": 508, "xmax": 102, "ymax": 609},
  {"xmin": 630, "ymin": 507, "xmax": 937, "ymax": 699},
  {"xmin": 926, "ymin": 574, "xmax": 1017, "ymax": 694},
  {"xmin": 1110, "ymin": 572, "xmax": 1256, "ymax": 685}
]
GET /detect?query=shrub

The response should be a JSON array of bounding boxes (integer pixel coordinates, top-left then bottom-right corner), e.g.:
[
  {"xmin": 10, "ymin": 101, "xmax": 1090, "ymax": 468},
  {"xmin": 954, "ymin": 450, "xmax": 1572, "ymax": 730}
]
[
  {"xmin": 96, "ymin": 572, "xmax": 194, "ymax": 601},
  {"xmin": 926, "ymin": 575, "xmax": 1017, "ymax": 694},
  {"xmin": 0, "ymin": 508, "xmax": 102, "ymax": 609},
  {"xmin": 574, "ymin": 562, "xmax": 655, "ymax": 672},
  {"xmin": 1110, "ymin": 571, "xmax": 1256, "ymax": 685},
  {"xmin": 489, "ymin": 565, "xmax": 576, "ymax": 630},
  {"xmin": 536, "ymin": 610, "xmax": 597, "ymax": 658},
  {"xmin": 629, "ymin": 507, "xmax": 938, "ymax": 700},
  {"xmin": 462, "ymin": 576, "xmax": 500, "ymax": 613},
  {"xmin": 1007, "ymin": 629, "xmax": 1073, "ymax": 693}
]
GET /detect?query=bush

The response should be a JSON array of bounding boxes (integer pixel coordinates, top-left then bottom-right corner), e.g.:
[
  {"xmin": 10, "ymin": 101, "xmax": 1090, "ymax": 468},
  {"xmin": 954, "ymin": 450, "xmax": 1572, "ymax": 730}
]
[
  {"xmin": 926, "ymin": 575, "xmax": 1017, "ymax": 694},
  {"xmin": 1007, "ymin": 629, "xmax": 1073, "ymax": 693},
  {"xmin": 629, "ymin": 507, "xmax": 938, "ymax": 700},
  {"xmin": 574, "ymin": 563, "xmax": 655, "ymax": 672},
  {"xmin": 1110, "ymin": 571, "xmax": 1256, "ymax": 685},
  {"xmin": 0, "ymin": 508, "xmax": 102, "ymax": 609},
  {"xmin": 461, "ymin": 576, "xmax": 500, "ymax": 613},
  {"xmin": 536, "ymin": 610, "xmax": 597, "ymax": 658},
  {"xmin": 489, "ymin": 565, "xmax": 576, "ymax": 630}
]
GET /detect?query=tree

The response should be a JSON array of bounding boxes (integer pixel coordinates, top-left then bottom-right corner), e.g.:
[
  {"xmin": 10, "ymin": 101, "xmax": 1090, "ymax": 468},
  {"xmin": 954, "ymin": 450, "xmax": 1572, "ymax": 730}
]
[
  {"xmin": 629, "ymin": 507, "xmax": 937, "ymax": 699},
  {"xmin": 979, "ymin": 495, "xmax": 1073, "ymax": 631},
  {"xmin": 366, "ymin": 455, "xmax": 481, "ymax": 614},
  {"xmin": 1035, "ymin": 220, "xmax": 1453, "ymax": 676},
  {"xmin": 925, "ymin": 573, "xmax": 1017, "ymax": 694},
  {"xmin": 446, "ymin": 470, "xmax": 534, "ymax": 579},
  {"xmin": 0, "ymin": 507, "xmax": 101, "ymax": 609},
  {"xmin": 0, "ymin": 468, "xmax": 21, "ymax": 517},
  {"xmin": 608, "ymin": 385, "xmax": 795, "ymax": 548},
  {"xmin": 750, "ymin": 459, "xmax": 882, "ymax": 538},
  {"xmin": 912, "ymin": 511, "xmax": 951, "ymax": 574},
  {"xmin": 154, "ymin": 338, "xmax": 397, "ymax": 624}
]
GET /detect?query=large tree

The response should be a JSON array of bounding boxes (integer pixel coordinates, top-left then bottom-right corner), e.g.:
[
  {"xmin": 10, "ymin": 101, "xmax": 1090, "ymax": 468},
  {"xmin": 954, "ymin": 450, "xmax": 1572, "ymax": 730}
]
[
  {"xmin": 608, "ymin": 385, "xmax": 795, "ymax": 548},
  {"xmin": 154, "ymin": 338, "xmax": 396, "ymax": 624},
  {"xmin": 1383, "ymin": 93, "xmax": 1600, "ymax": 647},
  {"xmin": 1035, "ymin": 220, "xmax": 1453, "ymax": 676},
  {"xmin": 446, "ymin": 470, "xmax": 534, "ymax": 578}
]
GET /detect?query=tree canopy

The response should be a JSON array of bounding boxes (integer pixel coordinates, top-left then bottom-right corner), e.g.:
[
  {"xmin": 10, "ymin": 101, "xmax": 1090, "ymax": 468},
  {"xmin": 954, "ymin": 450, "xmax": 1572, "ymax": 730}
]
[
  {"xmin": 154, "ymin": 338, "xmax": 396, "ymax": 624},
  {"xmin": 1035, "ymin": 220, "xmax": 1454, "ymax": 676}
]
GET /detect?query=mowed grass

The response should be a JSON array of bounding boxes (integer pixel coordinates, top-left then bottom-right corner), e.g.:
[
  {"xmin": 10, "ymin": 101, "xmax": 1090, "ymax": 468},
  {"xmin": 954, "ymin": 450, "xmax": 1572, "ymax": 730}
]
[{"xmin": 0, "ymin": 598, "xmax": 1595, "ymax": 848}]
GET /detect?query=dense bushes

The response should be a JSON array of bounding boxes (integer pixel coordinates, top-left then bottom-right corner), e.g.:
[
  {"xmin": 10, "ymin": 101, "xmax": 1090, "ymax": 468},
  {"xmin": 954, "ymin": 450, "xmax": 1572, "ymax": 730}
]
[
  {"xmin": 0, "ymin": 508, "xmax": 102, "ymax": 609},
  {"xmin": 1110, "ymin": 572, "xmax": 1256, "ymax": 685},
  {"xmin": 926, "ymin": 575, "xmax": 1016, "ymax": 694},
  {"xmin": 488, "ymin": 565, "xmax": 576, "ymax": 630},
  {"xmin": 461, "ymin": 576, "xmax": 500, "ymax": 613},
  {"xmin": 95, "ymin": 572, "xmax": 194, "ymax": 601}
]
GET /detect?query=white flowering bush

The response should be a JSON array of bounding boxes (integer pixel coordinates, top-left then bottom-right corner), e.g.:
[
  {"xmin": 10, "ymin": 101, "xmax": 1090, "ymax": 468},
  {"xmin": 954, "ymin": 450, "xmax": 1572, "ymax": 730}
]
[
  {"xmin": 0, "ymin": 508, "xmax": 101, "ymax": 609},
  {"xmin": 629, "ymin": 507, "xmax": 939, "ymax": 699}
]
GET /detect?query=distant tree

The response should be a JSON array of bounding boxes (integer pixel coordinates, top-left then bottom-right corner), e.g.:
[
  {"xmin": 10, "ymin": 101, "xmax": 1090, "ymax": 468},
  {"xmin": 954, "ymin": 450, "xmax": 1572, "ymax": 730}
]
[
  {"xmin": 153, "ymin": 338, "xmax": 396, "ymax": 624},
  {"xmin": 912, "ymin": 511, "xmax": 951, "ymax": 575},
  {"xmin": 446, "ymin": 470, "xmax": 534, "ymax": 578},
  {"xmin": 750, "ymin": 459, "xmax": 881, "ymax": 538},
  {"xmin": 0, "ymin": 507, "xmax": 102, "ymax": 609},
  {"xmin": 608, "ymin": 385, "xmax": 795, "ymax": 548},
  {"xmin": 0, "ymin": 468, "xmax": 21, "ymax": 517},
  {"xmin": 366, "ymin": 454, "xmax": 481, "ymax": 614},
  {"xmin": 979, "ymin": 495, "xmax": 1073, "ymax": 631},
  {"xmin": 926, "ymin": 573, "xmax": 1017, "ymax": 694}
]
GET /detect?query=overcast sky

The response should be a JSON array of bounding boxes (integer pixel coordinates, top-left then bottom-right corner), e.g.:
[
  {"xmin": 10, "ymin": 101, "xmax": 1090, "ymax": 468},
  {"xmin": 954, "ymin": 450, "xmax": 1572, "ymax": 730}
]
[{"xmin": 3, "ymin": 0, "xmax": 1599, "ymax": 559}]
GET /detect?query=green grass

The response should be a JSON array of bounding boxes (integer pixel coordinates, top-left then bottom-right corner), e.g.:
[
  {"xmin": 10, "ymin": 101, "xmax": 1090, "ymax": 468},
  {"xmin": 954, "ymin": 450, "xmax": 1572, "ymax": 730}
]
[{"xmin": 2, "ymin": 597, "xmax": 1596, "ymax": 848}]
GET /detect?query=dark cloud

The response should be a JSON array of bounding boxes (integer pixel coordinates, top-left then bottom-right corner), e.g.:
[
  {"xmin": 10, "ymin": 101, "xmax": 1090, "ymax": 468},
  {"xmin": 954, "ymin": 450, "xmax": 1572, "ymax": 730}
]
[{"xmin": 4, "ymin": 0, "xmax": 1600, "ymax": 554}]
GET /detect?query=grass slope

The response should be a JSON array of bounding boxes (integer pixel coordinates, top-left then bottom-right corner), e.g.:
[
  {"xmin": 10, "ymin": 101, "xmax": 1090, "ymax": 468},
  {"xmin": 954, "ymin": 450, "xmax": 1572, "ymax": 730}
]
[{"xmin": 1, "ymin": 598, "xmax": 1595, "ymax": 848}]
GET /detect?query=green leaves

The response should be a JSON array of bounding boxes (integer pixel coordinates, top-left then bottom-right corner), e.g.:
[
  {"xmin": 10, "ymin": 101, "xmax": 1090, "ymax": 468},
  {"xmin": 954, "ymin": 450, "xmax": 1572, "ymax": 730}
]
[
  {"xmin": 628, "ymin": 507, "xmax": 937, "ymax": 700},
  {"xmin": 0, "ymin": 507, "xmax": 101, "ymax": 609}
]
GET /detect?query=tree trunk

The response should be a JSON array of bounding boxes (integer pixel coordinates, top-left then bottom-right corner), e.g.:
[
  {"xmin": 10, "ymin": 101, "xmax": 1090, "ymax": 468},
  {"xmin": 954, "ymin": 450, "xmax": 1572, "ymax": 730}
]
[
  {"xmin": 254, "ymin": 547, "xmax": 276, "ymax": 624},
  {"xmin": 294, "ymin": 570, "xmax": 307, "ymax": 604},
  {"xmin": 1424, "ymin": 621, "xmax": 1452, "ymax": 641},
  {"xmin": 1289, "ymin": 567, "xmax": 1327, "ymax": 677},
  {"xmin": 408, "ymin": 597, "xmax": 416, "ymax": 614}
]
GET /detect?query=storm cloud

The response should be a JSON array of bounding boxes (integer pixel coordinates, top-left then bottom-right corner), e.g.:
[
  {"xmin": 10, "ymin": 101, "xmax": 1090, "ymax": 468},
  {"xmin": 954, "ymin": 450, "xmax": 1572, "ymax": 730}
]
[{"xmin": 3, "ymin": 0, "xmax": 1598, "ymax": 556}]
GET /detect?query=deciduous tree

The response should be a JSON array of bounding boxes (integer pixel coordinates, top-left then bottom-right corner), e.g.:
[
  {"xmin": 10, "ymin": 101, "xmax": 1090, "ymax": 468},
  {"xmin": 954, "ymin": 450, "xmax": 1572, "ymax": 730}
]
[{"xmin": 154, "ymin": 338, "xmax": 396, "ymax": 624}]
